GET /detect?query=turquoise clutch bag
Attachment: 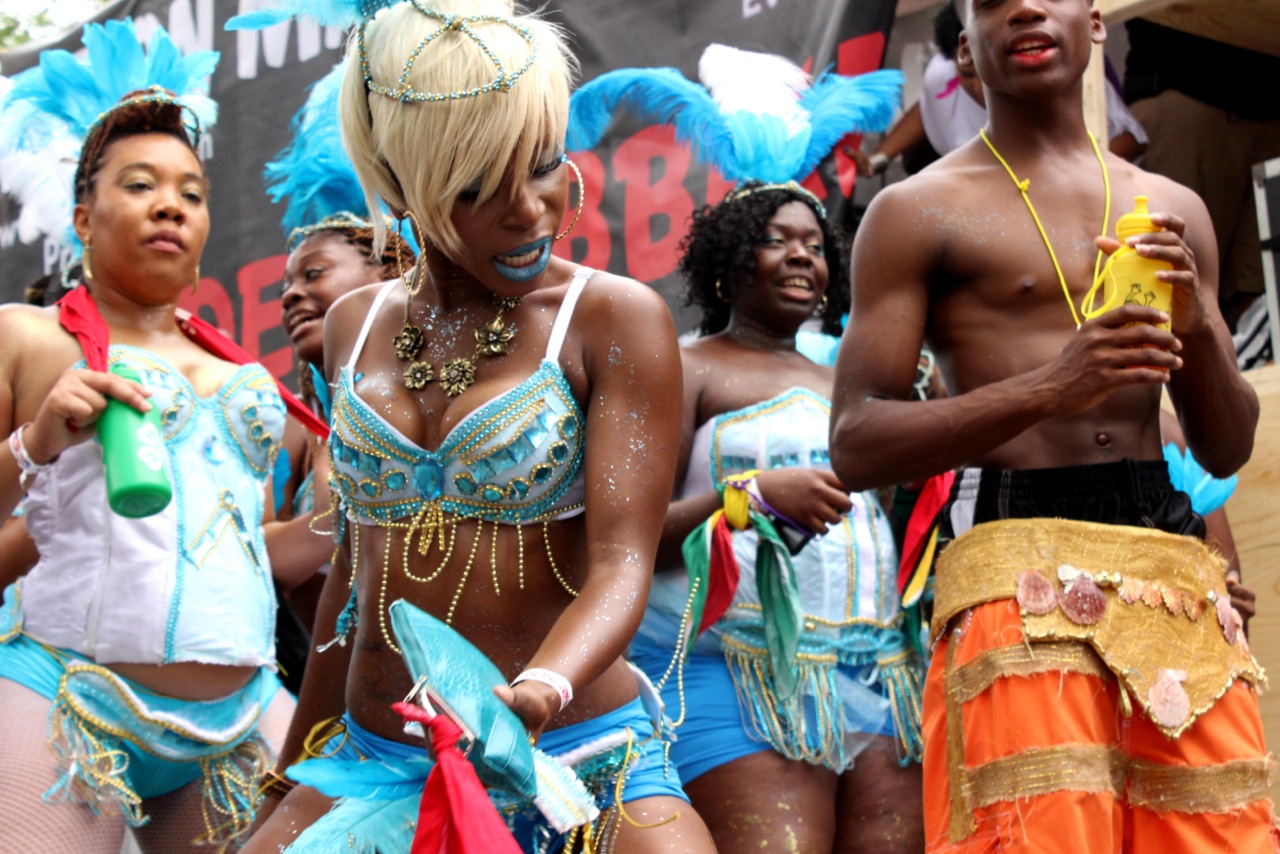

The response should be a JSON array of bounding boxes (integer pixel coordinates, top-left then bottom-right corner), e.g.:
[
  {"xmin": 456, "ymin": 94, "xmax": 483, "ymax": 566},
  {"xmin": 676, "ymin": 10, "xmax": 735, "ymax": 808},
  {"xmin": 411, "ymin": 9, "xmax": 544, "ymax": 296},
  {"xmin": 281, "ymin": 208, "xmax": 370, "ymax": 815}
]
[
  {"xmin": 389, "ymin": 599, "xmax": 537, "ymax": 798},
  {"xmin": 389, "ymin": 599, "xmax": 599, "ymax": 831}
]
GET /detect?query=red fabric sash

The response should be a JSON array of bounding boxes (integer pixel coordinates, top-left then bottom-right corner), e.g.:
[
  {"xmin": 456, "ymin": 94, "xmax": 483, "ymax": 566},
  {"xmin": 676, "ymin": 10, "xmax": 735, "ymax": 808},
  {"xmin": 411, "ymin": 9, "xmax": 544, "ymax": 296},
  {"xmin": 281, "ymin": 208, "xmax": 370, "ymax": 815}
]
[
  {"xmin": 55, "ymin": 285, "xmax": 329, "ymax": 439},
  {"xmin": 699, "ymin": 514, "xmax": 740, "ymax": 635},
  {"xmin": 897, "ymin": 470, "xmax": 955, "ymax": 607},
  {"xmin": 392, "ymin": 701, "xmax": 522, "ymax": 854}
]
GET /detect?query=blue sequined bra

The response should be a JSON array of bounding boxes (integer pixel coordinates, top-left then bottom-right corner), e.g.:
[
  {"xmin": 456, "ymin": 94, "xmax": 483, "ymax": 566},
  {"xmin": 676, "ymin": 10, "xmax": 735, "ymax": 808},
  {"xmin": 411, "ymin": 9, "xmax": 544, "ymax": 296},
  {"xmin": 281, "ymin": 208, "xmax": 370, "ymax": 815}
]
[{"xmin": 329, "ymin": 268, "xmax": 592, "ymax": 527}]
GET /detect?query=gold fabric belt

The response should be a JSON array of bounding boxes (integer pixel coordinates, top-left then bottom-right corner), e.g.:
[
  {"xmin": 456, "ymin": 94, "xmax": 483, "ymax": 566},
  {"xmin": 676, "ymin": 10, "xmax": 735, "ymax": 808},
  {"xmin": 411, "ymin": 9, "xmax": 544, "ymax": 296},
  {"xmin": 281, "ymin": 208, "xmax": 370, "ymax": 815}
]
[{"xmin": 932, "ymin": 518, "xmax": 1265, "ymax": 739}]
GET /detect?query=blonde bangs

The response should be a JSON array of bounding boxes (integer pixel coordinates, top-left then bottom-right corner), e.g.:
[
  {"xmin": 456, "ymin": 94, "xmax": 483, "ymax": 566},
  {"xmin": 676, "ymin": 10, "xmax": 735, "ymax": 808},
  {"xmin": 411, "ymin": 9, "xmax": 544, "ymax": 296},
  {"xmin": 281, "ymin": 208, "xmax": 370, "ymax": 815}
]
[{"xmin": 341, "ymin": 3, "xmax": 574, "ymax": 258}]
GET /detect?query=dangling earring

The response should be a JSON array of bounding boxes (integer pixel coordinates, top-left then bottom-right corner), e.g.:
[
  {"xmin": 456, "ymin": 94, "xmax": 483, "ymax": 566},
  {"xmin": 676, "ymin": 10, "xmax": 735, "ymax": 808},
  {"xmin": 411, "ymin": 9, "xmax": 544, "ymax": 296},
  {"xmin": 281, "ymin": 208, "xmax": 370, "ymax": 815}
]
[
  {"xmin": 192, "ymin": 265, "xmax": 200, "ymax": 293},
  {"xmin": 81, "ymin": 239, "xmax": 94, "ymax": 281},
  {"xmin": 715, "ymin": 280, "xmax": 729, "ymax": 303},
  {"xmin": 555, "ymin": 158, "xmax": 585, "ymax": 242},
  {"xmin": 816, "ymin": 294, "xmax": 828, "ymax": 316},
  {"xmin": 392, "ymin": 211, "xmax": 428, "ymax": 365}
]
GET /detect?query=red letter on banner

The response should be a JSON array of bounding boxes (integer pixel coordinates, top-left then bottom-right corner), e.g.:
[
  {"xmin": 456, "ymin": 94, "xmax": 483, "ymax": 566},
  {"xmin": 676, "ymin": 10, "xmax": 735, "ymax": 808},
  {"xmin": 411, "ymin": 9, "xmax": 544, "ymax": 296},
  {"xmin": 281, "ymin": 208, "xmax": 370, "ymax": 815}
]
[
  {"xmin": 833, "ymin": 32, "xmax": 889, "ymax": 199},
  {"xmin": 237, "ymin": 255, "xmax": 293, "ymax": 378},
  {"xmin": 705, "ymin": 166, "xmax": 735, "ymax": 208},
  {"xmin": 613, "ymin": 125, "xmax": 693, "ymax": 283},
  {"xmin": 179, "ymin": 275, "xmax": 236, "ymax": 337},
  {"xmin": 554, "ymin": 150, "xmax": 611, "ymax": 269}
]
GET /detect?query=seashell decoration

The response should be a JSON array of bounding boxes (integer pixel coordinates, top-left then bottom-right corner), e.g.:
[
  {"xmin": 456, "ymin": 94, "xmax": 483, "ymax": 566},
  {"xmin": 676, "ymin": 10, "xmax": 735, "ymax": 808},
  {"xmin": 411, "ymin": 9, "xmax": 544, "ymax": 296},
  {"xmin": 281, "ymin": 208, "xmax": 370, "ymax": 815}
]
[
  {"xmin": 1148, "ymin": 668, "xmax": 1191, "ymax": 730},
  {"xmin": 1184, "ymin": 597, "xmax": 1204, "ymax": 621},
  {"xmin": 1142, "ymin": 584, "xmax": 1164, "ymax": 610},
  {"xmin": 1016, "ymin": 571, "xmax": 1058, "ymax": 615},
  {"xmin": 1118, "ymin": 577, "xmax": 1144, "ymax": 604},
  {"xmin": 1057, "ymin": 564, "xmax": 1083, "ymax": 585},
  {"xmin": 1059, "ymin": 574, "xmax": 1107, "ymax": 625},
  {"xmin": 1217, "ymin": 597, "xmax": 1238, "ymax": 645}
]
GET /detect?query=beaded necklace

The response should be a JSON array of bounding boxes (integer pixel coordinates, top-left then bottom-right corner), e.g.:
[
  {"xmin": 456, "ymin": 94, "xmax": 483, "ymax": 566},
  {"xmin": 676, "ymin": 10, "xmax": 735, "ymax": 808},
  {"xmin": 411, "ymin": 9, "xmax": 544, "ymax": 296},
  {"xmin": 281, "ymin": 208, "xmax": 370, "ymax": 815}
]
[{"xmin": 979, "ymin": 128, "xmax": 1111, "ymax": 329}]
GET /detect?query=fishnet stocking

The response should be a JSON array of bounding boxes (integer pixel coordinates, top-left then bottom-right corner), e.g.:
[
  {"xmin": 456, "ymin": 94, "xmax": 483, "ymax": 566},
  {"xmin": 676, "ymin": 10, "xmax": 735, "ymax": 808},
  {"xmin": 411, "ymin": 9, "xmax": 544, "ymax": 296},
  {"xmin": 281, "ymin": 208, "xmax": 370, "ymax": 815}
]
[
  {"xmin": 132, "ymin": 689, "xmax": 296, "ymax": 853},
  {"xmin": 0, "ymin": 678, "xmax": 296, "ymax": 854},
  {"xmin": 0, "ymin": 680, "xmax": 126, "ymax": 854}
]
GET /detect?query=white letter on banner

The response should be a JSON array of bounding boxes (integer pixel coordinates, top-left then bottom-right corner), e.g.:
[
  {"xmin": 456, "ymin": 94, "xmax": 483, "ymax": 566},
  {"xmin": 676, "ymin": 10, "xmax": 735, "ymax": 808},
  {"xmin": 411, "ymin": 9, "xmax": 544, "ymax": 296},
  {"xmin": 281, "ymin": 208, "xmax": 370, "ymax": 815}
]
[
  {"xmin": 235, "ymin": 0, "xmax": 292, "ymax": 79},
  {"xmin": 297, "ymin": 17, "xmax": 320, "ymax": 62},
  {"xmin": 167, "ymin": 0, "xmax": 214, "ymax": 53}
]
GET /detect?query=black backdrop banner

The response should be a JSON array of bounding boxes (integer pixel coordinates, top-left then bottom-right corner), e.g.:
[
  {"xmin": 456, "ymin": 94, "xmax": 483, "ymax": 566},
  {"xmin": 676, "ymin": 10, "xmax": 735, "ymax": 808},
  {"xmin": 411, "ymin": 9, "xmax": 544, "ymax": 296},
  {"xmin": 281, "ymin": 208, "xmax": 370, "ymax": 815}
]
[{"xmin": 0, "ymin": 0, "xmax": 896, "ymax": 379}]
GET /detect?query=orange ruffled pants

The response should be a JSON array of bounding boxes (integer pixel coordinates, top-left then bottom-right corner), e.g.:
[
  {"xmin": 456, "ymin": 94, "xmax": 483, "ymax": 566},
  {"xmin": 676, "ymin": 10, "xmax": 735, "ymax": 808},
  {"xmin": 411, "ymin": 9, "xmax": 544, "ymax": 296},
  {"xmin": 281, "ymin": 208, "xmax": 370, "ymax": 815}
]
[{"xmin": 924, "ymin": 599, "xmax": 1279, "ymax": 853}]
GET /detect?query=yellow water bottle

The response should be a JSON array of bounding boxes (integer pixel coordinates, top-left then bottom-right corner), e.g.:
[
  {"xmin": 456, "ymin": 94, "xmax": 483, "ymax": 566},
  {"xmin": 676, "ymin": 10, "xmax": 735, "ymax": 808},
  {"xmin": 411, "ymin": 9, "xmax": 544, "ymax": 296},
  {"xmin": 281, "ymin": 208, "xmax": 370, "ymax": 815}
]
[{"xmin": 1081, "ymin": 196, "xmax": 1173, "ymax": 331}]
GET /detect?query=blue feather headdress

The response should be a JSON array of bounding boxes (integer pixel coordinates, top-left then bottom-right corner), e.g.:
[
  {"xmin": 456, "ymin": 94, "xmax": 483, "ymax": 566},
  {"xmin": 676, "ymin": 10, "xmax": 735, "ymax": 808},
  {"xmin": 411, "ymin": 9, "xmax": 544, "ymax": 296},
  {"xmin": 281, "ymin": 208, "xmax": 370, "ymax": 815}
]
[
  {"xmin": 0, "ymin": 19, "xmax": 219, "ymax": 253},
  {"xmin": 1163, "ymin": 443, "xmax": 1238, "ymax": 517},
  {"xmin": 265, "ymin": 64, "xmax": 369, "ymax": 242},
  {"xmin": 264, "ymin": 63, "xmax": 418, "ymax": 253},
  {"xmin": 226, "ymin": 0, "xmax": 391, "ymax": 30},
  {"xmin": 567, "ymin": 43, "xmax": 902, "ymax": 196},
  {"xmin": 226, "ymin": 0, "xmax": 513, "ymax": 30}
]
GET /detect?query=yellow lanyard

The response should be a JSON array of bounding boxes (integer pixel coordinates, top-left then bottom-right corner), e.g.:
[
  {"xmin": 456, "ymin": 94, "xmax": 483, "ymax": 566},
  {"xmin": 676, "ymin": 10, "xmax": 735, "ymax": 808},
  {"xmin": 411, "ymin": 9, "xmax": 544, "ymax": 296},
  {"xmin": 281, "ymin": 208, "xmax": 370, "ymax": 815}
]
[{"xmin": 979, "ymin": 128, "xmax": 1110, "ymax": 329}]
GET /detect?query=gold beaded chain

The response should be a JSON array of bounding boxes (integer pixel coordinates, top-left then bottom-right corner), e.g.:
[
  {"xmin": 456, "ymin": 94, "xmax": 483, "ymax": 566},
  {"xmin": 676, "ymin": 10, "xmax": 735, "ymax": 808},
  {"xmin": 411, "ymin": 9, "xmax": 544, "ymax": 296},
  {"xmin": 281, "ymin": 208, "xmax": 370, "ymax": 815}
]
[{"xmin": 368, "ymin": 502, "xmax": 586, "ymax": 651}]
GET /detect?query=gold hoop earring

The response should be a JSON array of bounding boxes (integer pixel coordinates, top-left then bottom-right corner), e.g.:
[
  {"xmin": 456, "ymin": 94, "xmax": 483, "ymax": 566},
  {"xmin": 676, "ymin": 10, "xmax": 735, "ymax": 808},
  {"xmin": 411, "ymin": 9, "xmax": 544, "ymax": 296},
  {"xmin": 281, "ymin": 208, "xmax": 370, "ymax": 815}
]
[
  {"xmin": 816, "ymin": 294, "xmax": 828, "ymax": 315},
  {"xmin": 715, "ymin": 280, "xmax": 729, "ymax": 303},
  {"xmin": 81, "ymin": 240, "xmax": 93, "ymax": 281},
  {"xmin": 555, "ymin": 158, "xmax": 585, "ymax": 242},
  {"xmin": 391, "ymin": 212, "xmax": 428, "ymax": 364}
]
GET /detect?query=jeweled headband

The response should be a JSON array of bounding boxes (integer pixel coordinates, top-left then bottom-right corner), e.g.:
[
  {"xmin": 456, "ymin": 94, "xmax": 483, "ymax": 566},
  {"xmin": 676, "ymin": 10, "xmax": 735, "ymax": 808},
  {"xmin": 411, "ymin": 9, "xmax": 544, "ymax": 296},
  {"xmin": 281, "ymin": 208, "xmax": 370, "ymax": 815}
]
[
  {"xmin": 358, "ymin": 1, "xmax": 538, "ymax": 104},
  {"xmin": 227, "ymin": 2, "xmax": 540, "ymax": 104},
  {"xmin": 723, "ymin": 181, "xmax": 828, "ymax": 222},
  {"xmin": 84, "ymin": 85, "xmax": 203, "ymax": 149},
  {"xmin": 286, "ymin": 211, "xmax": 374, "ymax": 252}
]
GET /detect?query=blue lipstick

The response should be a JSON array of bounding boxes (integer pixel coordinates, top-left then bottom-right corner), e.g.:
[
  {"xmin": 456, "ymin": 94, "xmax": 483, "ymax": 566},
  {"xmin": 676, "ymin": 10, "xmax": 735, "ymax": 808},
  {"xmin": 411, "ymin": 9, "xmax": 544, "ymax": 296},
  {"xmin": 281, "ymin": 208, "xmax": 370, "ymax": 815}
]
[{"xmin": 492, "ymin": 237, "xmax": 551, "ymax": 282}]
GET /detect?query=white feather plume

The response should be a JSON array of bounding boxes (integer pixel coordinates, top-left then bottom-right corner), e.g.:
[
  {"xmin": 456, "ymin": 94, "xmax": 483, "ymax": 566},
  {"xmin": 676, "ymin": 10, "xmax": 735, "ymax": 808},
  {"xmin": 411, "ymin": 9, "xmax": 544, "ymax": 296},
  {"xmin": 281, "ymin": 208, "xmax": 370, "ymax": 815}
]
[{"xmin": 698, "ymin": 43, "xmax": 811, "ymax": 139}]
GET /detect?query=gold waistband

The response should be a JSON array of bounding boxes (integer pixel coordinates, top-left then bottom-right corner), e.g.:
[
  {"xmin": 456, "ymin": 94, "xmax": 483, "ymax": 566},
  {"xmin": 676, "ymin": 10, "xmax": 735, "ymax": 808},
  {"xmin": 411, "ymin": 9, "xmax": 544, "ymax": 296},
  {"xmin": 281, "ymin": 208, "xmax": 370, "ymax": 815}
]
[{"xmin": 933, "ymin": 518, "xmax": 1264, "ymax": 739}]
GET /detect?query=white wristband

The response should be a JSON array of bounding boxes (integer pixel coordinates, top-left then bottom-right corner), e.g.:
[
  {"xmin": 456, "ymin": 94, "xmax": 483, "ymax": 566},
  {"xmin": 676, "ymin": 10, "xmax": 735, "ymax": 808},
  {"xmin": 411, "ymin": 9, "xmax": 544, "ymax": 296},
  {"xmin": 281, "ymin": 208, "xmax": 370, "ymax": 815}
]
[
  {"xmin": 512, "ymin": 668, "xmax": 573, "ymax": 712},
  {"xmin": 868, "ymin": 152, "xmax": 891, "ymax": 175},
  {"xmin": 9, "ymin": 423, "xmax": 52, "ymax": 489}
]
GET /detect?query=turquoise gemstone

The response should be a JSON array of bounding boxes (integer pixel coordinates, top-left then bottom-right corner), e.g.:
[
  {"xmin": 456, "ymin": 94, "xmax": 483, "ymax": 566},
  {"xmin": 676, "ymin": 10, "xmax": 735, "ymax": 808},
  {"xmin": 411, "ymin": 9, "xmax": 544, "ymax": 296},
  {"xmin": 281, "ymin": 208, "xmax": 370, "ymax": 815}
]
[{"xmin": 455, "ymin": 473, "xmax": 478, "ymax": 495}]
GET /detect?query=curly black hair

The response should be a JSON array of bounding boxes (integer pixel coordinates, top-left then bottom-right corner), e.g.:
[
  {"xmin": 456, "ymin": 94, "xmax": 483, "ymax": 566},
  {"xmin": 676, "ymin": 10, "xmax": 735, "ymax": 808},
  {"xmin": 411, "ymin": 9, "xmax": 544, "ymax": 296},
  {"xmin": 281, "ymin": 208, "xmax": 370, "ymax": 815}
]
[{"xmin": 680, "ymin": 183, "xmax": 849, "ymax": 337}]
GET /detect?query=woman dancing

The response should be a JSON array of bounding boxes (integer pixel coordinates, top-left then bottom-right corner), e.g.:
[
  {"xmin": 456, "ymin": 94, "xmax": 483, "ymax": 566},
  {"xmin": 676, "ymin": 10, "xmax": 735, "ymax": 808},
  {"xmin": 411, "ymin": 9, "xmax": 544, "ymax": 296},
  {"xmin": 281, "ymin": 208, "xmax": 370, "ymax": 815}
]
[
  {"xmin": 240, "ymin": 1, "xmax": 714, "ymax": 851},
  {"xmin": 630, "ymin": 181, "xmax": 926, "ymax": 853},
  {"xmin": 0, "ymin": 49, "xmax": 295, "ymax": 854}
]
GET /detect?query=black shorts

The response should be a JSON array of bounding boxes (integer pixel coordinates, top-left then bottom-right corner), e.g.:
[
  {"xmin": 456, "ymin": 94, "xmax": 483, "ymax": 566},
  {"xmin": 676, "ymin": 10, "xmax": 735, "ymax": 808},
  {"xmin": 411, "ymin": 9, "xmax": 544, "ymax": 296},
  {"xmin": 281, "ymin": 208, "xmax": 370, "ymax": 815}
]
[{"xmin": 940, "ymin": 458, "xmax": 1204, "ymax": 542}]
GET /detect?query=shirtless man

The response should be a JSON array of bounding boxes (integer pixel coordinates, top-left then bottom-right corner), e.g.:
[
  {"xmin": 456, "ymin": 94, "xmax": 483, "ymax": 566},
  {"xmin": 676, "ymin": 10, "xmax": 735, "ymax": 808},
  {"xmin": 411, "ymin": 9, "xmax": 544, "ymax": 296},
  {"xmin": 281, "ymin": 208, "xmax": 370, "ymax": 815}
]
[{"xmin": 829, "ymin": 0, "xmax": 1272, "ymax": 851}]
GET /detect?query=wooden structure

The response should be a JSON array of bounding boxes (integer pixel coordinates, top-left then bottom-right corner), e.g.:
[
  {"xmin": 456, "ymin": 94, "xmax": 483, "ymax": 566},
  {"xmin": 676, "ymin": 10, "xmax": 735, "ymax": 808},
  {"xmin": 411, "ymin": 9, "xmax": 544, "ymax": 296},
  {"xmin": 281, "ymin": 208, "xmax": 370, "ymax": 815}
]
[
  {"xmin": 1085, "ymin": 0, "xmax": 1280, "ymax": 135},
  {"xmin": 1234, "ymin": 364, "xmax": 1280, "ymax": 803}
]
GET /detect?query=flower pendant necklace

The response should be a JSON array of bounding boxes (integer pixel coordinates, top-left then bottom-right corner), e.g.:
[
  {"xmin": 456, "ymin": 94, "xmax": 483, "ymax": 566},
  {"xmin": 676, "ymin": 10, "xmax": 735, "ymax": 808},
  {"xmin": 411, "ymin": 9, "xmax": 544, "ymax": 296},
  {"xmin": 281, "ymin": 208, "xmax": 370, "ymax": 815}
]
[{"xmin": 393, "ymin": 258, "xmax": 522, "ymax": 397}]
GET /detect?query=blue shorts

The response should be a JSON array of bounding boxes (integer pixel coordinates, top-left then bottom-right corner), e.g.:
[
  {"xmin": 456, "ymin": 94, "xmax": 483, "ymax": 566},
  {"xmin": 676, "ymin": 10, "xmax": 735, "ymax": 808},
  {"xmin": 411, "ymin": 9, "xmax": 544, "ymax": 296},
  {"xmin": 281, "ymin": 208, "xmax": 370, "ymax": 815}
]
[
  {"xmin": 0, "ymin": 623, "xmax": 280, "ymax": 841},
  {"xmin": 287, "ymin": 695, "xmax": 687, "ymax": 853},
  {"xmin": 630, "ymin": 631, "xmax": 899, "ymax": 782}
]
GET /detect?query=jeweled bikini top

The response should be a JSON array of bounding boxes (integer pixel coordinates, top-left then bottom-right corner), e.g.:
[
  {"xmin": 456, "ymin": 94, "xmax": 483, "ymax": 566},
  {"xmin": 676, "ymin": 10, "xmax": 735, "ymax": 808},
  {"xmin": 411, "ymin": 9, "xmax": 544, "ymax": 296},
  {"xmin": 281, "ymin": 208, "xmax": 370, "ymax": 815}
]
[{"xmin": 329, "ymin": 268, "xmax": 592, "ymax": 525}]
